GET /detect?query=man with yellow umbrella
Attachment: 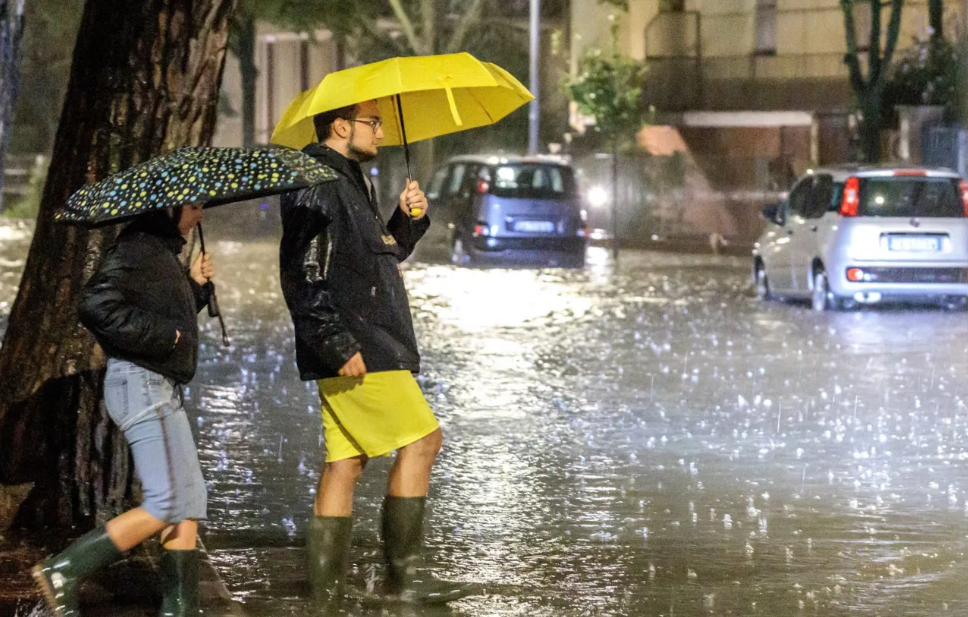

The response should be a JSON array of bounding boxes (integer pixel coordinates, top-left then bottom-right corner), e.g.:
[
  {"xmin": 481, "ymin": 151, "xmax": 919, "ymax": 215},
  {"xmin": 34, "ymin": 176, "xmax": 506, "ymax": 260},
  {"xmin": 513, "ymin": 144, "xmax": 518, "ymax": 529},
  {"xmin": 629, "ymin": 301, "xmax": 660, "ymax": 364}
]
[{"xmin": 273, "ymin": 53, "xmax": 532, "ymax": 605}]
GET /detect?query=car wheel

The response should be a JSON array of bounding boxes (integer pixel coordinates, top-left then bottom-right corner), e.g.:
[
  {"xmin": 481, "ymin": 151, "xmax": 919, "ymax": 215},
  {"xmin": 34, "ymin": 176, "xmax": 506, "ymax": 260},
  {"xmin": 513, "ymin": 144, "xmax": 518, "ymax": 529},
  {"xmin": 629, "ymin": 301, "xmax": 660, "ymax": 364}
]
[
  {"xmin": 812, "ymin": 271, "xmax": 832, "ymax": 312},
  {"xmin": 754, "ymin": 264, "xmax": 772, "ymax": 301},
  {"xmin": 941, "ymin": 295, "xmax": 968, "ymax": 311},
  {"xmin": 450, "ymin": 236, "xmax": 469, "ymax": 266}
]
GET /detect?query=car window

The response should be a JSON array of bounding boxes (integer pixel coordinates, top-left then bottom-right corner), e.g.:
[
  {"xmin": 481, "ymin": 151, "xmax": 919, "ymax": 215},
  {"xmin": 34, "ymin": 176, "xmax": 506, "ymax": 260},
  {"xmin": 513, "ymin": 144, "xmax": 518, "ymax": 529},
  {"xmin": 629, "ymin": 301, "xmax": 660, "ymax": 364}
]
[
  {"xmin": 805, "ymin": 174, "xmax": 833, "ymax": 219},
  {"xmin": 859, "ymin": 177, "xmax": 964, "ymax": 218},
  {"xmin": 459, "ymin": 165, "xmax": 481, "ymax": 197},
  {"xmin": 427, "ymin": 166, "xmax": 449, "ymax": 200},
  {"xmin": 828, "ymin": 182, "xmax": 844, "ymax": 211},
  {"xmin": 787, "ymin": 178, "xmax": 812, "ymax": 218},
  {"xmin": 490, "ymin": 164, "xmax": 576, "ymax": 199},
  {"xmin": 447, "ymin": 164, "xmax": 467, "ymax": 196}
]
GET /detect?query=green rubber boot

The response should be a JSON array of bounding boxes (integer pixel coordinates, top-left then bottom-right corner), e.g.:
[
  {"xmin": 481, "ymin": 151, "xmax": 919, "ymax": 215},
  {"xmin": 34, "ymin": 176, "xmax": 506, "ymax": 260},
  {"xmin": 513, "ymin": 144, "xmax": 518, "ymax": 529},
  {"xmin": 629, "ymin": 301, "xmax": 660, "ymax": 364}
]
[
  {"xmin": 381, "ymin": 496, "xmax": 476, "ymax": 604},
  {"xmin": 32, "ymin": 526, "xmax": 123, "ymax": 617},
  {"xmin": 159, "ymin": 549, "xmax": 201, "ymax": 617},
  {"xmin": 307, "ymin": 516, "xmax": 352, "ymax": 604}
]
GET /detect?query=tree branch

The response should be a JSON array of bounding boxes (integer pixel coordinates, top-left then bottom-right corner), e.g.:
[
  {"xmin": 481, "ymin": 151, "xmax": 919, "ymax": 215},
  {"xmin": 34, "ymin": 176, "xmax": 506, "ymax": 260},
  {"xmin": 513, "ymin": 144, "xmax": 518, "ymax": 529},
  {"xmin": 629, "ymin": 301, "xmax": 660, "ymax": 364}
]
[
  {"xmin": 840, "ymin": 0, "xmax": 867, "ymax": 93},
  {"xmin": 880, "ymin": 0, "xmax": 905, "ymax": 77},
  {"xmin": 446, "ymin": 0, "xmax": 487, "ymax": 53},
  {"xmin": 867, "ymin": 0, "xmax": 882, "ymax": 84},
  {"xmin": 388, "ymin": 0, "xmax": 424, "ymax": 54},
  {"xmin": 421, "ymin": 0, "xmax": 436, "ymax": 54}
]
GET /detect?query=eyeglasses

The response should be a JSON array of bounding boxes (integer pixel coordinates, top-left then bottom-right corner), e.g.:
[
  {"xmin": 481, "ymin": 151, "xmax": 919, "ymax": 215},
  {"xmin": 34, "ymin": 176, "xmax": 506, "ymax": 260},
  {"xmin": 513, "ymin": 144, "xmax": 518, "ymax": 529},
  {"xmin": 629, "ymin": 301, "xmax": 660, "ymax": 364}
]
[{"xmin": 352, "ymin": 118, "xmax": 383, "ymax": 131}]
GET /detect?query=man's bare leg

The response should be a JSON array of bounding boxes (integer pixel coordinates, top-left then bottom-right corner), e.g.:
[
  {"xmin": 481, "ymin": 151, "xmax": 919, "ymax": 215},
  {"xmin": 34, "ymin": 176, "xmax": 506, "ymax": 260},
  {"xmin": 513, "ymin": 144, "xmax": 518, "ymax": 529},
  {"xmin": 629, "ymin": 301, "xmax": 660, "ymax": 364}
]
[
  {"xmin": 387, "ymin": 429, "xmax": 442, "ymax": 497},
  {"xmin": 314, "ymin": 455, "xmax": 367, "ymax": 516}
]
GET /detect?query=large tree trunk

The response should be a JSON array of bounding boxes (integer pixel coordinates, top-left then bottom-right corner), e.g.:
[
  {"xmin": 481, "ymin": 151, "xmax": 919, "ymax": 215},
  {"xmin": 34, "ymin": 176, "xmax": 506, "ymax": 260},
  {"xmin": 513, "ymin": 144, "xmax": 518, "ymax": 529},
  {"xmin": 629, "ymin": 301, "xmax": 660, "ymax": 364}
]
[
  {"xmin": 0, "ymin": 0, "xmax": 235, "ymax": 530},
  {"xmin": 0, "ymin": 0, "xmax": 25, "ymax": 212}
]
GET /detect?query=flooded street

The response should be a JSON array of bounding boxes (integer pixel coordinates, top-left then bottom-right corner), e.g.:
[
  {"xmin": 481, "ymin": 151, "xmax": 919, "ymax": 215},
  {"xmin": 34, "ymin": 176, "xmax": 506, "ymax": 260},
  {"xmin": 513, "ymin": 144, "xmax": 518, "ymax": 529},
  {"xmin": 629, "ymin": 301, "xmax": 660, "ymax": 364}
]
[{"xmin": 5, "ymin": 220, "xmax": 968, "ymax": 616}]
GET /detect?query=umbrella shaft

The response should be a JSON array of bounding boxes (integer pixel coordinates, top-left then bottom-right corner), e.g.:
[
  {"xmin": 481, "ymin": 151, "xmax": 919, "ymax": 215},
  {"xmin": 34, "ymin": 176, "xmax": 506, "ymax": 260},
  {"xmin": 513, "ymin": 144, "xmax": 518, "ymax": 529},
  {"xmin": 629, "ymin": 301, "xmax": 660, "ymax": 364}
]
[{"xmin": 395, "ymin": 94, "xmax": 412, "ymax": 181}]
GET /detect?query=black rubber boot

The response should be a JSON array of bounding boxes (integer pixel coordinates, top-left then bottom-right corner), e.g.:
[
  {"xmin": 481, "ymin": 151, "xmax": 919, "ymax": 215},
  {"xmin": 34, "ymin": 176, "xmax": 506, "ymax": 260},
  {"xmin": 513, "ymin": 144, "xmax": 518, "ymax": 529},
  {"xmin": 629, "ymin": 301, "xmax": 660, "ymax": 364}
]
[
  {"xmin": 381, "ymin": 496, "xmax": 475, "ymax": 604},
  {"xmin": 159, "ymin": 549, "xmax": 201, "ymax": 617},
  {"xmin": 32, "ymin": 525, "xmax": 123, "ymax": 617},
  {"xmin": 306, "ymin": 516, "xmax": 353, "ymax": 604}
]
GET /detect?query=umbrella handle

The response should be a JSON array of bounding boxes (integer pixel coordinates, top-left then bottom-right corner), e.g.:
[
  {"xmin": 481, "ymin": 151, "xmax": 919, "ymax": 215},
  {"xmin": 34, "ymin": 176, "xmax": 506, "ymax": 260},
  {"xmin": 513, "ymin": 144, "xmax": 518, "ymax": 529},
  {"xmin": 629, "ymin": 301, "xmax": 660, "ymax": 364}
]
[
  {"xmin": 196, "ymin": 223, "xmax": 230, "ymax": 347},
  {"xmin": 395, "ymin": 95, "xmax": 422, "ymax": 219}
]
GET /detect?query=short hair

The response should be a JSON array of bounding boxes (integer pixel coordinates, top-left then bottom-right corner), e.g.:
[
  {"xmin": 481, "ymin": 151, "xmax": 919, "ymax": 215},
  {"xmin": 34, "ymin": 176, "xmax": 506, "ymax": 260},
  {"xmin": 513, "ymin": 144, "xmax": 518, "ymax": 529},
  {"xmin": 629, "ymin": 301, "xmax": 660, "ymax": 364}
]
[{"xmin": 313, "ymin": 104, "xmax": 359, "ymax": 141}]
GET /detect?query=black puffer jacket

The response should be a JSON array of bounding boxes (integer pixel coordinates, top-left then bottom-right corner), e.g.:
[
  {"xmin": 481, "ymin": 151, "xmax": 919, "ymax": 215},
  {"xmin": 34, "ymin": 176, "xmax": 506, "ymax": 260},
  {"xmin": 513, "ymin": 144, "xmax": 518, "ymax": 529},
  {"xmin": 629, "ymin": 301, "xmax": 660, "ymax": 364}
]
[
  {"xmin": 79, "ymin": 221, "xmax": 210, "ymax": 384},
  {"xmin": 279, "ymin": 144, "xmax": 430, "ymax": 381}
]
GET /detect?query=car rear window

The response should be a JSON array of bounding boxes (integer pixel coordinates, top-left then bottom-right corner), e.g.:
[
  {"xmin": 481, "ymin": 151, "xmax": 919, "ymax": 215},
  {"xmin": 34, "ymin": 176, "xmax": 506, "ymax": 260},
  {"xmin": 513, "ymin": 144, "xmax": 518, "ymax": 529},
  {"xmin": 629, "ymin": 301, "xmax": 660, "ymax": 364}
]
[
  {"xmin": 859, "ymin": 177, "xmax": 964, "ymax": 218},
  {"xmin": 487, "ymin": 164, "xmax": 576, "ymax": 199}
]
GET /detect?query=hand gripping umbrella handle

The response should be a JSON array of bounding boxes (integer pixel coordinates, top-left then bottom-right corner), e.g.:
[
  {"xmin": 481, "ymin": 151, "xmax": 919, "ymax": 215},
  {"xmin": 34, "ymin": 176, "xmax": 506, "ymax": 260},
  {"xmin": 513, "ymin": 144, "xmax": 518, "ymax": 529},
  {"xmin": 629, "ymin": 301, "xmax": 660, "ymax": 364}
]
[{"xmin": 197, "ymin": 224, "xmax": 230, "ymax": 347}]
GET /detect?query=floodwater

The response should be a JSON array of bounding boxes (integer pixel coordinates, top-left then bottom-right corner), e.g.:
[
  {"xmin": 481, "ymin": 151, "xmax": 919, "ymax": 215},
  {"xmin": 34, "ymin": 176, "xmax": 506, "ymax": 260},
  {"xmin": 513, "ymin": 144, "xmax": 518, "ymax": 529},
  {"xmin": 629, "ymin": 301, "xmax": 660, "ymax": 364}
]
[{"xmin": 4, "ymin": 219, "xmax": 968, "ymax": 616}]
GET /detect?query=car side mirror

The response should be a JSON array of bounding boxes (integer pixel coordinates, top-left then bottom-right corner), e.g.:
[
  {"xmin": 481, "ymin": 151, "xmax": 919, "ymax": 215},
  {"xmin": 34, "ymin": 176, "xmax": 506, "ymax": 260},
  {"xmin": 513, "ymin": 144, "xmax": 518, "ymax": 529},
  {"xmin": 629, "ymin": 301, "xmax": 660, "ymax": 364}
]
[{"xmin": 762, "ymin": 202, "xmax": 784, "ymax": 225}]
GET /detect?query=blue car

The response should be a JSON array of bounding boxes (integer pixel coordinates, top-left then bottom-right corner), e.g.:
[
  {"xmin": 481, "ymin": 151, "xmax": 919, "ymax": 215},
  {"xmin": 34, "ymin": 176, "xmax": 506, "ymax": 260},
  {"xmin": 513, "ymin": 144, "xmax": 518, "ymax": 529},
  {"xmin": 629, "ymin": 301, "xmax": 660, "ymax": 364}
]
[{"xmin": 423, "ymin": 155, "xmax": 587, "ymax": 268}]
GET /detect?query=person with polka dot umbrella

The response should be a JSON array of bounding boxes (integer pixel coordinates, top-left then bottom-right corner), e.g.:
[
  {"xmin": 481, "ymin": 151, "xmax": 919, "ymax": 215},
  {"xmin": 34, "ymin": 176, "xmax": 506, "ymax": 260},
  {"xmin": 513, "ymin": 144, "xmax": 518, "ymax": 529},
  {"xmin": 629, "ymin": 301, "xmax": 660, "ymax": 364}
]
[
  {"xmin": 34, "ymin": 145, "xmax": 338, "ymax": 617},
  {"xmin": 56, "ymin": 145, "xmax": 338, "ymax": 347}
]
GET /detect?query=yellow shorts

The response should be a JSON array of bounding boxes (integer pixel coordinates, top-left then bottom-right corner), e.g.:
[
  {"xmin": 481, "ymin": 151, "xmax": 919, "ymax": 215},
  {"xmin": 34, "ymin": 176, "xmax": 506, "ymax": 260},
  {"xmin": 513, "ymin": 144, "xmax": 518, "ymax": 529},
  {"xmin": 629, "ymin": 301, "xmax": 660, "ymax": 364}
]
[{"xmin": 318, "ymin": 370, "xmax": 440, "ymax": 463}]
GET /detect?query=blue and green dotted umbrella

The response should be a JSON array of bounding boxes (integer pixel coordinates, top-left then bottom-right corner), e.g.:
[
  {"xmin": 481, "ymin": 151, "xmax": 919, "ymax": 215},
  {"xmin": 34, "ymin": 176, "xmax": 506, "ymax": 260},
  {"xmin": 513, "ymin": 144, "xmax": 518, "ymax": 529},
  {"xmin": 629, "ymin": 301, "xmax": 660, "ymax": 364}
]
[{"xmin": 55, "ymin": 145, "xmax": 337, "ymax": 225}]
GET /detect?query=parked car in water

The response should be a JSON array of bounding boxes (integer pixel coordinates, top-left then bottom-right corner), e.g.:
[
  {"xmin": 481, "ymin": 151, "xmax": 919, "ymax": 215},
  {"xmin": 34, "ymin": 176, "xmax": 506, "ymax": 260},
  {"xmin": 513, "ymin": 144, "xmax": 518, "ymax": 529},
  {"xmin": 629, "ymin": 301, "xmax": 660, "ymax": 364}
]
[
  {"xmin": 422, "ymin": 155, "xmax": 587, "ymax": 267},
  {"xmin": 753, "ymin": 166, "xmax": 968, "ymax": 311}
]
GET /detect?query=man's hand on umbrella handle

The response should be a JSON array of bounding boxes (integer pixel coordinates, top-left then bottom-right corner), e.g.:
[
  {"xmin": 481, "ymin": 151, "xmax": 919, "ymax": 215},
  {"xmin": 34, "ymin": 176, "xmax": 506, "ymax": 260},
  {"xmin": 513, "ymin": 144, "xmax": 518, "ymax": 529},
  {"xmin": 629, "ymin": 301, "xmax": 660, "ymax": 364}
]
[
  {"xmin": 338, "ymin": 352, "xmax": 367, "ymax": 378},
  {"xmin": 191, "ymin": 252, "xmax": 215, "ymax": 285},
  {"xmin": 399, "ymin": 180, "xmax": 427, "ymax": 219}
]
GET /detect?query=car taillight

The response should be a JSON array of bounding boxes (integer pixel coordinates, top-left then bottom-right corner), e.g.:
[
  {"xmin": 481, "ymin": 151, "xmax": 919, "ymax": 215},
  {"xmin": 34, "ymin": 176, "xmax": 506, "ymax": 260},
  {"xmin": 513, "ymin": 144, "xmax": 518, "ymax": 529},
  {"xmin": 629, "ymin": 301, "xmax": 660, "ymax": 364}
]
[
  {"xmin": 846, "ymin": 267, "xmax": 865, "ymax": 282},
  {"xmin": 577, "ymin": 222, "xmax": 588, "ymax": 238},
  {"xmin": 476, "ymin": 180, "xmax": 490, "ymax": 194},
  {"xmin": 472, "ymin": 222, "xmax": 490, "ymax": 237},
  {"xmin": 960, "ymin": 179, "xmax": 968, "ymax": 217},
  {"xmin": 840, "ymin": 176, "xmax": 860, "ymax": 217}
]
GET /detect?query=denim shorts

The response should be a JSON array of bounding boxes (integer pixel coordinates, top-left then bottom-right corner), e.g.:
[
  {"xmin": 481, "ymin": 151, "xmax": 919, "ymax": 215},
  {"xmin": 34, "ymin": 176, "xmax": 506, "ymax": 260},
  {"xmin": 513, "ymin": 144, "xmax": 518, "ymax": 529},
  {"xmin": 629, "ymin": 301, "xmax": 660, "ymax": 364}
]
[{"xmin": 103, "ymin": 359, "xmax": 207, "ymax": 523}]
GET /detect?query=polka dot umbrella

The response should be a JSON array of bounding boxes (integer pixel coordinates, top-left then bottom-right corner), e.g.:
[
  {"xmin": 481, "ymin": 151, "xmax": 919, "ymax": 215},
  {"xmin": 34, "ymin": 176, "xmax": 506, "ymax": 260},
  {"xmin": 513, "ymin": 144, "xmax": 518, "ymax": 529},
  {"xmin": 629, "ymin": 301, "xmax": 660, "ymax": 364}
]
[
  {"xmin": 56, "ymin": 145, "xmax": 338, "ymax": 226},
  {"xmin": 56, "ymin": 145, "xmax": 338, "ymax": 347}
]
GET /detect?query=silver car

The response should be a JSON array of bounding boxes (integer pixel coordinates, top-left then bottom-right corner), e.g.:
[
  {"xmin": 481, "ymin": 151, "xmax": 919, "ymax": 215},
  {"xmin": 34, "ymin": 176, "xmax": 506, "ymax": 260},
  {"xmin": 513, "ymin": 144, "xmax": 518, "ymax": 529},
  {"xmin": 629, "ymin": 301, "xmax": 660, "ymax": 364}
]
[{"xmin": 753, "ymin": 166, "xmax": 968, "ymax": 311}]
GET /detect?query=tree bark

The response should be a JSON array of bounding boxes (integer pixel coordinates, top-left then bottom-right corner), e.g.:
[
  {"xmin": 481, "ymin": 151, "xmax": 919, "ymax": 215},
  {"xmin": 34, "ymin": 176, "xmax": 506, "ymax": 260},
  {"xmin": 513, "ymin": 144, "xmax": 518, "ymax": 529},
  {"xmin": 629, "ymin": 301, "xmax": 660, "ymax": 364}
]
[
  {"xmin": 0, "ymin": 0, "xmax": 236, "ymax": 530},
  {"xmin": 0, "ymin": 0, "xmax": 25, "ymax": 212}
]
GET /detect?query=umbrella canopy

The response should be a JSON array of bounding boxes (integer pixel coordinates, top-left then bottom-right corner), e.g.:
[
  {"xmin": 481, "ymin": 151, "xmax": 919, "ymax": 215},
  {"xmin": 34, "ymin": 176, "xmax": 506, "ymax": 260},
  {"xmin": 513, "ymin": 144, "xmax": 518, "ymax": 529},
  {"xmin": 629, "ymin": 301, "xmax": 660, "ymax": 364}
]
[
  {"xmin": 56, "ymin": 145, "xmax": 338, "ymax": 226},
  {"xmin": 269, "ymin": 53, "xmax": 534, "ymax": 152}
]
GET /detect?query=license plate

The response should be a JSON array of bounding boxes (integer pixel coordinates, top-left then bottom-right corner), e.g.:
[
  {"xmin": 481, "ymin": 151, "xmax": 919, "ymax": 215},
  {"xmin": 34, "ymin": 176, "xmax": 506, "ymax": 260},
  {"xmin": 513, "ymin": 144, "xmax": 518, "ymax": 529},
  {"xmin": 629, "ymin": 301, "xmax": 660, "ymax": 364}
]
[
  {"xmin": 888, "ymin": 236, "xmax": 941, "ymax": 252},
  {"xmin": 513, "ymin": 220, "xmax": 555, "ymax": 233}
]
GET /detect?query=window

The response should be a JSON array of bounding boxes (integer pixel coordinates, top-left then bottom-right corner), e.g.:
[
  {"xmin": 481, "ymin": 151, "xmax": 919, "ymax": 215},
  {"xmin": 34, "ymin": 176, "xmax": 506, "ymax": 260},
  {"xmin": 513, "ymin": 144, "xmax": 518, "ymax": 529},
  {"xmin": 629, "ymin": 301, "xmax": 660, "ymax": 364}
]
[
  {"xmin": 427, "ymin": 167, "xmax": 449, "ymax": 200},
  {"xmin": 447, "ymin": 164, "xmax": 466, "ymax": 196},
  {"xmin": 805, "ymin": 175, "xmax": 833, "ymax": 219},
  {"xmin": 787, "ymin": 178, "xmax": 812, "ymax": 219},
  {"xmin": 755, "ymin": 0, "xmax": 777, "ymax": 55},
  {"xmin": 858, "ymin": 178, "xmax": 964, "ymax": 218},
  {"xmin": 490, "ymin": 164, "xmax": 577, "ymax": 199}
]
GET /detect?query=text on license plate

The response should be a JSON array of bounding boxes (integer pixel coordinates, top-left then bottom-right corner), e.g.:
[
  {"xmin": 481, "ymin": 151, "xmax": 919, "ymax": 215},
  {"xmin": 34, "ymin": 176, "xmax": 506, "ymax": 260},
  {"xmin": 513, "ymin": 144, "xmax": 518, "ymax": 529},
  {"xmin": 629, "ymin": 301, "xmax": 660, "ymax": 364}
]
[
  {"xmin": 513, "ymin": 220, "xmax": 555, "ymax": 233},
  {"xmin": 888, "ymin": 236, "xmax": 941, "ymax": 252}
]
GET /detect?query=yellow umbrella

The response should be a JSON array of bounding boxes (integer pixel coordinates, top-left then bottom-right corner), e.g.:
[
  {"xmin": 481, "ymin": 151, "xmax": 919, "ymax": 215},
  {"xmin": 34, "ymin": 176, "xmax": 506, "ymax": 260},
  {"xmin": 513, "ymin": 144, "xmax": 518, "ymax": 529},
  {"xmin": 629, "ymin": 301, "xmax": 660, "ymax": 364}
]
[{"xmin": 270, "ymin": 52, "xmax": 534, "ymax": 180}]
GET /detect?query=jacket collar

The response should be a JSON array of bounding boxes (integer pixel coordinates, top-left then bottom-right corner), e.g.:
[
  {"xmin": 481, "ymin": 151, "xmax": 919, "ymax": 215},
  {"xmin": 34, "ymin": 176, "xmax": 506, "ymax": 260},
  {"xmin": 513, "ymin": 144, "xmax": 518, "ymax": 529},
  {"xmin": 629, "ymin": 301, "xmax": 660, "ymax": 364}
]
[
  {"xmin": 119, "ymin": 224, "xmax": 186, "ymax": 255},
  {"xmin": 303, "ymin": 143, "xmax": 373, "ymax": 205}
]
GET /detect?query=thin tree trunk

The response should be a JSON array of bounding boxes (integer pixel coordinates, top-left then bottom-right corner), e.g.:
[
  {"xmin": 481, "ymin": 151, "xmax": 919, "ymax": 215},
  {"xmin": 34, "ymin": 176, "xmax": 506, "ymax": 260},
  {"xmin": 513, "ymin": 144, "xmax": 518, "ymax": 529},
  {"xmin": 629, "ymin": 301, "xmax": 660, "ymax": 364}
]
[
  {"xmin": 0, "ymin": 0, "xmax": 25, "ymax": 212},
  {"xmin": 0, "ymin": 0, "xmax": 236, "ymax": 530},
  {"xmin": 235, "ymin": 13, "xmax": 258, "ymax": 147},
  {"xmin": 929, "ymin": 0, "xmax": 943, "ymax": 40},
  {"xmin": 611, "ymin": 139, "xmax": 619, "ymax": 262}
]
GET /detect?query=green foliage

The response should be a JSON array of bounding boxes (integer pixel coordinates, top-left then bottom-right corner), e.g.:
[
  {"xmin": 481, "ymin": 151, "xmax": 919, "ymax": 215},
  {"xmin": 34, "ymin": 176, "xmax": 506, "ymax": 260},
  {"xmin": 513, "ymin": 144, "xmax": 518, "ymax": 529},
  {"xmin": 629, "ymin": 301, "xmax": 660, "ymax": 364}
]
[
  {"xmin": 560, "ymin": 29, "xmax": 646, "ymax": 145},
  {"xmin": 10, "ymin": 0, "xmax": 82, "ymax": 154},
  {"xmin": 1, "ymin": 158, "xmax": 45, "ymax": 219},
  {"xmin": 885, "ymin": 36, "xmax": 960, "ymax": 110}
]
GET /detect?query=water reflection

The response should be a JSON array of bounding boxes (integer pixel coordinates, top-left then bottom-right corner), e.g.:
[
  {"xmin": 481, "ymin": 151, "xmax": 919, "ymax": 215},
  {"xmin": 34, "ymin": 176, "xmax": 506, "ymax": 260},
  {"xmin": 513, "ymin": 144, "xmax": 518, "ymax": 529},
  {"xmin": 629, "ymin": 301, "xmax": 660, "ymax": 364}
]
[{"xmin": 3, "ymin": 223, "xmax": 968, "ymax": 615}]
